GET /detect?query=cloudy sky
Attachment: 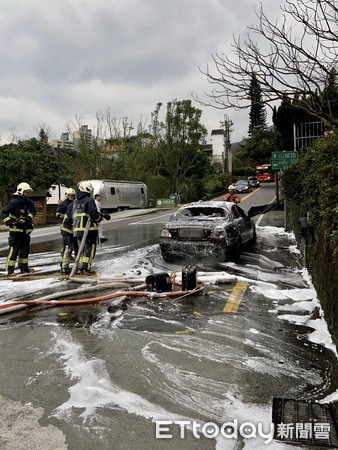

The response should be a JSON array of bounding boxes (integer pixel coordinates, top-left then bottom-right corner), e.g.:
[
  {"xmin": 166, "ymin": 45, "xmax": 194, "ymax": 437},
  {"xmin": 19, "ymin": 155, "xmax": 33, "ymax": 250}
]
[{"xmin": 0, "ymin": 0, "xmax": 284, "ymax": 144}]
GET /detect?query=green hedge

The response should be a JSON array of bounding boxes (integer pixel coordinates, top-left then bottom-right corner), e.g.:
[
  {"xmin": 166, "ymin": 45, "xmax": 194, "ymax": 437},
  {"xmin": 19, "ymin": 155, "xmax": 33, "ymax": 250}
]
[{"xmin": 282, "ymin": 133, "xmax": 338, "ymax": 257}]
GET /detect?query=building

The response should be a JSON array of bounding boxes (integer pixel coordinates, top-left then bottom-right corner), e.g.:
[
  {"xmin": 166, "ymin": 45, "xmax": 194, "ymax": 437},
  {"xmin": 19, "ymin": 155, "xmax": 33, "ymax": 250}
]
[
  {"xmin": 202, "ymin": 126, "xmax": 233, "ymax": 174},
  {"xmin": 73, "ymin": 124, "xmax": 93, "ymax": 150}
]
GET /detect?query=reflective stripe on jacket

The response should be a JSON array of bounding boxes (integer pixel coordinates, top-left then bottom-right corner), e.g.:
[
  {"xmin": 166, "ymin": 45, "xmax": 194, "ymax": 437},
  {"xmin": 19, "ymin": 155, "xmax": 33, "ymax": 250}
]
[
  {"xmin": 58, "ymin": 198, "xmax": 74, "ymax": 234},
  {"xmin": 70, "ymin": 192, "xmax": 101, "ymax": 236},
  {"xmin": 1, "ymin": 195, "xmax": 36, "ymax": 234}
]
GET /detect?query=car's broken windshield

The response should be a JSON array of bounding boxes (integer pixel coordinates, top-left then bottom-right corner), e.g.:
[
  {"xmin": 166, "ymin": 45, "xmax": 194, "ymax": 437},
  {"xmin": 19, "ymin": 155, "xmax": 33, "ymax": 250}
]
[{"xmin": 175, "ymin": 207, "xmax": 230, "ymax": 221}]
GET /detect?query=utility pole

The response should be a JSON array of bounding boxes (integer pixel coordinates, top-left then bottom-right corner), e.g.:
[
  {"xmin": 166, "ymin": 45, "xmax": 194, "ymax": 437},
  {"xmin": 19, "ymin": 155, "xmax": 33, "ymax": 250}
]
[
  {"xmin": 57, "ymin": 141, "xmax": 61, "ymax": 201},
  {"xmin": 51, "ymin": 140, "xmax": 62, "ymax": 202},
  {"xmin": 220, "ymin": 115, "xmax": 234, "ymax": 173}
]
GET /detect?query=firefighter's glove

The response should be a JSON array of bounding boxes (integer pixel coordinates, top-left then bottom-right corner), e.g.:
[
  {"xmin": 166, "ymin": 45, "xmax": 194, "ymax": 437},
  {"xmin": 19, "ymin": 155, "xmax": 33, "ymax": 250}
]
[
  {"xmin": 101, "ymin": 211, "xmax": 111, "ymax": 221},
  {"xmin": 24, "ymin": 216, "xmax": 33, "ymax": 226},
  {"xmin": 56, "ymin": 212, "xmax": 64, "ymax": 220}
]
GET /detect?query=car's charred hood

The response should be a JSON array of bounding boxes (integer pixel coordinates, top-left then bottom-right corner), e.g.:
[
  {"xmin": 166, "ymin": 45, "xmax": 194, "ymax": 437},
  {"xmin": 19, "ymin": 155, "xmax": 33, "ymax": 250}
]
[{"xmin": 164, "ymin": 217, "xmax": 227, "ymax": 229}]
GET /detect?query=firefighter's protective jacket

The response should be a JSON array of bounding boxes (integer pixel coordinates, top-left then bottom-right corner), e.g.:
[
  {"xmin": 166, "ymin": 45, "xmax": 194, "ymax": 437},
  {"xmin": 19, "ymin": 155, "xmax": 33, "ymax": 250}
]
[
  {"xmin": 64, "ymin": 192, "xmax": 101, "ymax": 237},
  {"xmin": 57, "ymin": 198, "xmax": 74, "ymax": 235},
  {"xmin": 1, "ymin": 195, "xmax": 36, "ymax": 234}
]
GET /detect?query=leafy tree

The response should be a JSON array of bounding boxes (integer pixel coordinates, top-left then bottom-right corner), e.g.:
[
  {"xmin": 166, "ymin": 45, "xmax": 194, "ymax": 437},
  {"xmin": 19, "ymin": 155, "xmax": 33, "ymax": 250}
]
[
  {"xmin": 150, "ymin": 100, "xmax": 209, "ymax": 199},
  {"xmin": 39, "ymin": 128, "xmax": 49, "ymax": 144},
  {"xmin": 282, "ymin": 132, "xmax": 338, "ymax": 251},
  {"xmin": 0, "ymin": 138, "xmax": 62, "ymax": 203},
  {"xmin": 240, "ymin": 129, "xmax": 275, "ymax": 164},
  {"xmin": 322, "ymin": 68, "xmax": 338, "ymax": 120},
  {"xmin": 232, "ymin": 146, "xmax": 255, "ymax": 172},
  {"xmin": 248, "ymin": 73, "xmax": 267, "ymax": 135},
  {"xmin": 273, "ymin": 95, "xmax": 304, "ymax": 151}
]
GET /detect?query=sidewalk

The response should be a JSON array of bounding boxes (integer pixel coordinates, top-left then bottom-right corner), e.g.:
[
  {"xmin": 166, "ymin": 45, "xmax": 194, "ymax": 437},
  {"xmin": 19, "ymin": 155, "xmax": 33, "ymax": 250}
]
[{"xmin": 257, "ymin": 209, "xmax": 286, "ymax": 228}]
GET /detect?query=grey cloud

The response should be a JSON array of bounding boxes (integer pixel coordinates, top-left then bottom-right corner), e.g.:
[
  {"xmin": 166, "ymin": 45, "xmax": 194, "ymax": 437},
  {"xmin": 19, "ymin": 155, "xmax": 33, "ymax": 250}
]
[{"xmin": 0, "ymin": 0, "xmax": 279, "ymax": 142}]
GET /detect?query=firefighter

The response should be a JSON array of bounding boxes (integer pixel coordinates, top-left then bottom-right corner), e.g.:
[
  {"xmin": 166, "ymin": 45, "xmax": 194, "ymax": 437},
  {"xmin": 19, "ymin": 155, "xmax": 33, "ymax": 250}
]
[
  {"xmin": 56, "ymin": 188, "xmax": 78, "ymax": 274},
  {"xmin": 223, "ymin": 185, "xmax": 241, "ymax": 204},
  {"xmin": 1, "ymin": 182, "xmax": 36, "ymax": 276},
  {"xmin": 64, "ymin": 181, "xmax": 109, "ymax": 275}
]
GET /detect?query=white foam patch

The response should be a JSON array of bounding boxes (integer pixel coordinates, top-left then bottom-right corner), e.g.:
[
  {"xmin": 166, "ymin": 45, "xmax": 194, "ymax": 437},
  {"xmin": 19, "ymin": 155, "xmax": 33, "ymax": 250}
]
[
  {"xmin": 256, "ymin": 226, "xmax": 295, "ymax": 239},
  {"xmin": 49, "ymin": 329, "xmax": 282, "ymax": 449},
  {"xmin": 320, "ymin": 388, "xmax": 338, "ymax": 404},
  {"xmin": 250, "ymin": 285, "xmax": 288, "ymax": 300},
  {"xmin": 288, "ymin": 245, "xmax": 301, "ymax": 254},
  {"xmin": 50, "ymin": 329, "xmax": 184, "ymax": 424},
  {"xmin": 281, "ymin": 288, "xmax": 315, "ymax": 301},
  {"xmin": 248, "ymin": 328, "xmax": 260, "ymax": 334},
  {"xmin": 297, "ymin": 269, "xmax": 337, "ymax": 357},
  {"xmin": 276, "ymin": 301, "xmax": 316, "ymax": 314},
  {"xmin": 277, "ymin": 314, "xmax": 311, "ymax": 325},
  {"xmin": 97, "ymin": 245, "xmax": 157, "ymax": 278},
  {"xmin": 0, "ymin": 277, "xmax": 64, "ymax": 302}
]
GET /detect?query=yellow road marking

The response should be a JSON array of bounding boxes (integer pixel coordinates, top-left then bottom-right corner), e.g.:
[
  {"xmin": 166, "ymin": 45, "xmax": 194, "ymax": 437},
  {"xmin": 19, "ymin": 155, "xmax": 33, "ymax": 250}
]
[
  {"xmin": 192, "ymin": 311, "xmax": 203, "ymax": 317},
  {"xmin": 223, "ymin": 281, "xmax": 248, "ymax": 313},
  {"xmin": 241, "ymin": 187, "xmax": 261, "ymax": 200}
]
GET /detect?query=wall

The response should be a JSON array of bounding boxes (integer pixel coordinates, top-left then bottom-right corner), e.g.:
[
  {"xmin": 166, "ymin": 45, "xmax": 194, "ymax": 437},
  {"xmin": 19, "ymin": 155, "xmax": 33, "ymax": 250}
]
[{"xmin": 287, "ymin": 203, "xmax": 338, "ymax": 345}]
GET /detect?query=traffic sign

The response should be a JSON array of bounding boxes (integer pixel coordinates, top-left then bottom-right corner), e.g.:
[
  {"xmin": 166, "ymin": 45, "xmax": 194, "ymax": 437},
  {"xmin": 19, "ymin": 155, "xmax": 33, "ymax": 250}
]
[
  {"xmin": 156, "ymin": 198, "xmax": 177, "ymax": 208},
  {"xmin": 272, "ymin": 151, "xmax": 298, "ymax": 170}
]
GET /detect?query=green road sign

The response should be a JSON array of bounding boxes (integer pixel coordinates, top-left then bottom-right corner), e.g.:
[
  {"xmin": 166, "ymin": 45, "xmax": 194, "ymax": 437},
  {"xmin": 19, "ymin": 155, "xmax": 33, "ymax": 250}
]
[
  {"xmin": 156, "ymin": 198, "xmax": 177, "ymax": 208},
  {"xmin": 272, "ymin": 151, "xmax": 298, "ymax": 170}
]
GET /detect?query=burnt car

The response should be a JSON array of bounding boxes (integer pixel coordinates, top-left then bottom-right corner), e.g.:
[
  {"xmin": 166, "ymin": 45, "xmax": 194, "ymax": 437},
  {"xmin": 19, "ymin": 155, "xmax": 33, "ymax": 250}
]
[
  {"xmin": 247, "ymin": 176, "xmax": 260, "ymax": 188},
  {"xmin": 234, "ymin": 179, "xmax": 252, "ymax": 193},
  {"xmin": 159, "ymin": 201, "xmax": 256, "ymax": 262}
]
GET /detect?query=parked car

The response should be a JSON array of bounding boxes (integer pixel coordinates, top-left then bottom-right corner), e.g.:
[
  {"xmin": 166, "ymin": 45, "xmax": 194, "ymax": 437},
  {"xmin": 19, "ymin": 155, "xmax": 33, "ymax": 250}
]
[
  {"xmin": 234, "ymin": 180, "xmax": 252, "ymax": 193},
  {"xmin": 247, "ymin": 176, "xmax": 260, "ymax": 188},
  {"xmin": 159, "ymin": 201, "xmax": 256, "ymax": 262}
]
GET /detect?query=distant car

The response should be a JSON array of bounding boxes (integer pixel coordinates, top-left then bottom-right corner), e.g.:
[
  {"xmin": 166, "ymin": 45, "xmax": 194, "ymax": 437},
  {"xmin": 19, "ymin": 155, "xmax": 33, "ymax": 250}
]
[
  {"xmin": 247, "ymin": 176, "xmax": 260, "ymax": 188},
  {"xmin": 234, "ymin": 180, "xmax": 252, "ymax": 193},
  {"xmin": 169, "ymin": 193, "xmax": 182, "ymax": 204},
  {"xmin": 159, "ymin": 200, "xmax": 256, "ymax": 262}
]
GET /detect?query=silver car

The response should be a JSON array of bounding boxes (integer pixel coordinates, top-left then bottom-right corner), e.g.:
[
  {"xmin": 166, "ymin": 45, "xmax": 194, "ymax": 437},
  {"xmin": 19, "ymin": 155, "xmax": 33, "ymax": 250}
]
[
  {"xmin": 234, "ymin": 180, "xmax": 252, "ymax": 193},
  {"xmin": 159, "ymin": 201, "xmax": 256, "ymax": 262},
  {"xmin": 247, "ymin": 176, "xmax": 260, "ymax": 188}
]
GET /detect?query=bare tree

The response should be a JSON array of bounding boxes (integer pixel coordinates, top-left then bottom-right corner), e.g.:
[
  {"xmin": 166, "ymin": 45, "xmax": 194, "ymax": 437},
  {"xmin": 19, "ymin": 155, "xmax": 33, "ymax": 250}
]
[
  {"xmin": 33, "ymin": 122, "xmax": 53, "ymax": 141},
  {"xmin": 199, "ymin": 0, "xmax": 338, "ymax": 127},
  {"xmin": 6, "ymin": 127, "xmax": 20, "ymax": 144}
]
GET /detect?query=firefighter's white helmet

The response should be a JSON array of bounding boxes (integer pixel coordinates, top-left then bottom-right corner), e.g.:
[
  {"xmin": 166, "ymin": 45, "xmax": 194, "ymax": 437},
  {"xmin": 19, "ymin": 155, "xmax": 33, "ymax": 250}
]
[
  {"xmin": 65, "ymin": 188, "xmax": 76, "ymax": 197},
  {"xmin": 228, "ymin": 185, "xmax": 235, "ymax": 191},
  {"xmin": 16, "ymin": 182, "xmax": 33, "ymax": 195},
  {"xmin": 78, "ymin": 181, "xmax": 94, "ymax": 193}
]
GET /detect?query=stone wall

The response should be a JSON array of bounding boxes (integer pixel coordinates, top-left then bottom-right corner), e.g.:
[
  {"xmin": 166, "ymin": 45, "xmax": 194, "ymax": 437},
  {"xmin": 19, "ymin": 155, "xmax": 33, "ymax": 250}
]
[{"xmin": 287, "ymin": 203, "xmax": 338, "ymax": 344}]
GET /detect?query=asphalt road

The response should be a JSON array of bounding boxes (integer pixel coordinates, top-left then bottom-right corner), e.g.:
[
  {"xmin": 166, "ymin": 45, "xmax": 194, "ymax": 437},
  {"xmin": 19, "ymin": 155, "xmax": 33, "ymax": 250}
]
[
  {"xmin": 0, "ymin": 182, "xmax": 278, "ymax": 254},
  {"xmin": 0, "ymin": 185, "xmax": 337, "ymax": 450}
]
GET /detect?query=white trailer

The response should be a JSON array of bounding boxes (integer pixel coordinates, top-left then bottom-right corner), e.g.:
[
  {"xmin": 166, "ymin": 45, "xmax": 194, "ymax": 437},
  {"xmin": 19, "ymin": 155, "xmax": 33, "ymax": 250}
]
[
  {"xmin": 88, "ymin": 180, "xmax": 148, "ymax": 211},
  {"xmin": 46, "ymin": 184, "xmax": 68, "ymax": 204}
]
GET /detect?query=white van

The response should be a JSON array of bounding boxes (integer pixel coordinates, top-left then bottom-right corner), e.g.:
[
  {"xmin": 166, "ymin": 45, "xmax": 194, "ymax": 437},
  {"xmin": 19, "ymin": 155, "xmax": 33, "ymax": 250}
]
[{"xmin": 88, "ymin": 180, "xmax": 148, "ymax": 212}]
